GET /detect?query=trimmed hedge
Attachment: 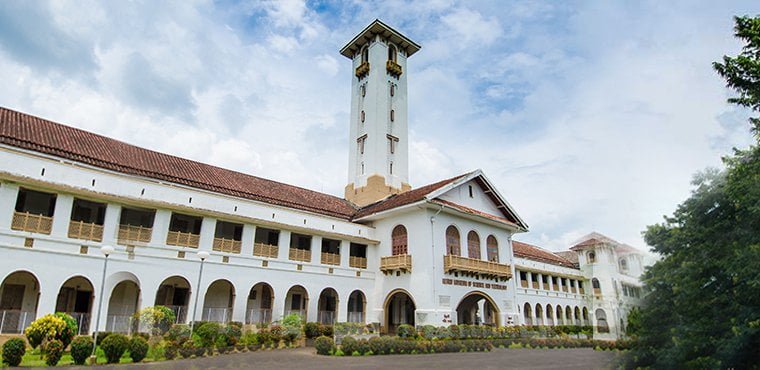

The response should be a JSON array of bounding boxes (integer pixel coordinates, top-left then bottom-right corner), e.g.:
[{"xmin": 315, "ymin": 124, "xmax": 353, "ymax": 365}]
[
  {"xmin": 70, "ymin": 336, "xmax": 93, "ymax": 365},
  {"xmin": 2, "ymin": 338, "xmax": 26, "ymax": 367},
  {"xmin": 129, "ymin": 336, "xmax": 149, "ymax": 362},
  {"xmin": 44, "ymin": 339, "xmax": 64, "ymax": 366},
  {"xmin": 314, "ymin": 336, "xmax": 335, "ymax": 355},
  {"xmin": 101, "ymin": 333, "xmax": 129, "ymax": 364}
]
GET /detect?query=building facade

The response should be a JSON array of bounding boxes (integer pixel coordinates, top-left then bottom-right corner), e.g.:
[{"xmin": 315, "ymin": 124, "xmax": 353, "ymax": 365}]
[{"xmin": 0, "ymin": 20, "xmax": 647, "ymax": 339}]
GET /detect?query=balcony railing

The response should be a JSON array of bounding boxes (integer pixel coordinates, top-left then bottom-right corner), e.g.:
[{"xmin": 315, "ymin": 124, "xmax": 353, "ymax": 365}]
[
  {"xmin": 531, "ymin": 281, "xmax": 539, "ymax": 289},
  {"xmin": 579, "ymin": 287, "xmax": 585, "ymax": 295},
  {"xmin": 380, "ymin": 254, "xmax": 412, "ymax": 273},
  {"xmin": 202, "ymin": 308, "xmax": 232, "ymax": 323},
  {"xmin": 166, "ymin": 230, "xmax": 200, "ymax": 248},
  {"xmin": 245, "ymin": 309, "xmax": 272, "ymax": 325},
  {"xmin": 253, "ymin": 243, "xmax": 279, "ymax": 258},
  {"xmin": 386, "ymin": 60, "xmax": 403, "ymax": 77},
  {"xmin": 284, "ymin": 309, "xmax": 306, "ymax": 320},
  {"xmin": 11, "ymin": 211, "xmax": 53, "ymax": 234},
  {"xmin": 289, "ymin": 248, "xmax": 311, "ymax": 263},
  {"xmin": 355, "ymin": 61, "xmax": 370, "ymax": 78},
  {"xmin": 321, "ymin": 252, "xmax": 340, "ymax": 266},
  {"xmin": 443, "ymin": 255, "xmax": 512, "ymax": 280},
  {"xmin": 543, "ymin": 283, "xmax": 550, "ymax": 290},
  {"xmin": 213, "ymin": 237, "xmax": 242, "ymax": 254},
  {"xmin": 64, "ymin": 312, "xmax": 91, "ymax": 335},
  {"xmin": 68, "ymin": 220, "xmax": 104, "ymax": 242},
  {"xmin": 117, "ymin": 224, "xmax": 152, "ymax": 244},
  {"xmin": 318, "ymin": 311, "xmax": 336, "ymax": 325},
  {"xmin": 0, "ymin": 310, "xmax": 35, "ymax": 334},
  {"xmin": 349, "ymin": 256, "xmax": 367, "ymax": 269},
  {"xmin": 347, "ymin": 311, "xmax": 364, "ymax": 323},
  {"xmin": 165, "ymin": 305, "xmax": 187, "ymax": 324},
  {"xmin": 593, "ymin": 288, "xmax": 602, "ymax": 296},
  {"xmin": 520, "ymin": 280, "xmax": 528, "ymax": 288}
]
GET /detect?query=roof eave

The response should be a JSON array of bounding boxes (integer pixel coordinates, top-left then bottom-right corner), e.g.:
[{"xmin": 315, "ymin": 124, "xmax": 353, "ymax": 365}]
[{"xmin": 340, "ymin": 19, "xmax": 421, "ymax": 59}]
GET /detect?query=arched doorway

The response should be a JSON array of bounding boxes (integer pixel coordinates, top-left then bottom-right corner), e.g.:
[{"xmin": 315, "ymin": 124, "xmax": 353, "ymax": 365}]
[
  {"xmin": 385, "ymin": 290, "xmax": 415, "ymax": 333},
  {"xmin": 555, "ymin": 305, "xmax": 564, "ymax": 325},
  {"xmin": 154, "ymin": 276, "xmax": 191, "ymax": 323},
  {"xmin": 106, "ymin": 275, "xmax": 140, "ymax": 333},
  {"xmin": 574, "ymin": 306, "xmax": 581, "ymax": 325},
  {"xmin": 535, "ymin": 303, "xmax": 543, "ymax": 326},
  {"xmin": 347, "ymin": 290, "xmax": 365, "ymax": 323},
  {"xmin": 595, "ymin": 309, "xmax": 609, "ymax": 333},
  {"xmin": 0, "ymin": 271, "xmax": 39, "ymax": 334},
  {"xmin": 202, "ymin": 279, "xmax": 234, "ymax": 323},
  {"xmin": 56, "ymin": 276, "xmax": 93, "ymax": 335},
  {"xmin": 583, "ymin": 307, "xmax": 589, "ymax": 326},
  {"xmin": 284, "ymin": 285, "xmax": 308, "ymax": 320},
  {"xmin": 545, "ymin": 304, "xmax": 554, "ymax": 326},
  {"xmin": 456, "ymin": 291, "xmax": 499, "ymax": 326},
  {"xmin": 317, "ymin": 288, "xmax": 338, "ymax": 325},
  {"xmin": 523, "ymin": 302, "xmax": 532, "ymax": 325},
  {"xmin": 245, "ymin": 282, "xmax": 273, "ymax": 325},
  {"xmin": 565, "ymin": 306, "xmax": 573, "ymax": 324}
]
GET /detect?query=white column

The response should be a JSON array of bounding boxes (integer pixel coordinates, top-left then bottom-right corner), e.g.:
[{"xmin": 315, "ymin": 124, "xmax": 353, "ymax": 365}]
[
  {"xmin": 152, "ymin": 210, "xmax": 172, "ymax": 246},
  {"xmin": 307, "ymin": 289, "xmax": 319, "ymax": 322},
  {"xmin": 311, "ymin": 236, "xmax": 322, "ymax": 265},
  {"xmin": 198, "ymin": 217, "xmax": 216, "ymax": 252},
  {"xmin": 231, "ymin": 289, "xmax": 247, "ymax": 323},
  {"xmin": 101, "ymin": 203, "xmax": 121, "ymax": 246},
  {"xmin": 278, "ymin": 230, "xmax": 291, "ymax": 260},
  {"xmin": 241, "ymin": 225, "xmax": 255, "ymax": 256},
  {"xmin": 340, "ymin": 240, "xmax": 350, "ymax": 267},
  {"xmin": 50, "ymin": 194, "xmax": 74, "ymax": 237},
  {"xmin": 0, "ymin": 183, "xmax": 19, "ymax": 230}
]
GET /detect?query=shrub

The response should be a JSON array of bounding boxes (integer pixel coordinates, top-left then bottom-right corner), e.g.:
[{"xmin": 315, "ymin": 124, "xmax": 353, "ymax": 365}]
[
  {"xmin": 95, "ymin": 331, "xmax": 113, "ymax": 346},
  {"xmin": 136, "ymin": 306, "xmax": 176, "ymax": 336},
  {"xmin": 304, "ymin": 322, "xmax": 321, "ymax": 339},
  {"xmin": 129, "ymin": 336, "xmax": 149, "ymax": 363},
  {"xmin": 419, "ymin": 325, "xmax": 437, "ymax": 339},
  {"xmin": 340, "ymin": 336, "xmax": 358, "ymax": 354},
  {"xmin": 178, "ymin": 340, "xmax": 195, "ymax": 358},
  {"xmin": 164, "ymin": 342, "xmax": 178, "ymax": 360},
  {"xmin": 447, "ymin": 324, "xmax": 461, "ymax": 339},
  {"xmin": 269, "ymin": 324, "xmax": 286, "ymax": 346},
  {"xmin": 55, "ymin": 312, "xmax": 78, "ymax": 348},
  {"xmin": 319, "ymin": 324, "xmax": 334, "ymax": 337},
  {"xmin": 257, "ymin": 328, "xmax": 273, "ymax": 347},
  {"xmin": 70, "ymin": 336, "xmax": 93, "ymax": 365},
  {"xmin": 101, "ymin": 333, "xmax": 129, "ymax": 364},
  {"xmin": 282, "ymin": 314, "xmax": 303, "ymax": 344},
  {"xmin": 314, "ymin": 335, "xmax": 335, "ymax": 355},
  {"xmin": 396, "ymin": 324, "xmax": 416, "ymax": 338},
  {"xmin": 44, "ymin": 339, "xmax": 63, "ymax": 366},
  {"xmin": 357, "ymin": 338, "xmax": 370, "ymax": 355},
  {"xmin": 24, "ymin": 313, "xmax": 75, "ymax": 349},
  {"xmin": 2, "ymin": 338, "xmax": 26, "ymax": 367},
  {"xmin": 367, "ymin": 336, "xmax": 386, "ymax": 355},
  {"xmin": 226, "ymin": 323, "xmax": 243, "ymax": 346},
  {"xmin": 333, "ymin": 322, "xmax": 363, "ymax": 337},
  {"xmin": 194, "ymin": 322, "xmax": 222, "ymax": 348},
  {"xmin": 164, "ymin": 324, "xmax": 191, "ymax": 345}
]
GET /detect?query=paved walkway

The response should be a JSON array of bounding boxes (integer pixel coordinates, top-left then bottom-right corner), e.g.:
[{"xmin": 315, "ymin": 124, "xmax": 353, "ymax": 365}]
[{"xmin": 61, "ymin": 347, "xmax": 620, "ymax": 370}]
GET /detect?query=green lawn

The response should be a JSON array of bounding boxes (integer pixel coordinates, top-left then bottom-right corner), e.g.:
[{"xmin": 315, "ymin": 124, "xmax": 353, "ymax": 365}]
[{"xmin": 19, "ymin": 347, "xmax": 166, "ymax": 367}]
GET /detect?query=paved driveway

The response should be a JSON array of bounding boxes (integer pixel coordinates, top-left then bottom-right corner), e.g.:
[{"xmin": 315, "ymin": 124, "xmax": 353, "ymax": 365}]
[{"xmin": 63, "ymin": 347, "xmax": 620, "ymax": 370}]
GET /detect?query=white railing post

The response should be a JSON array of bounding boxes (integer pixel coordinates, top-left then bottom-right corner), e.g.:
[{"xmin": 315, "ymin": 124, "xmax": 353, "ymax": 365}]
[{"xmin": 0, "ymin": 311, "xmax": 5, "ymax": 334}]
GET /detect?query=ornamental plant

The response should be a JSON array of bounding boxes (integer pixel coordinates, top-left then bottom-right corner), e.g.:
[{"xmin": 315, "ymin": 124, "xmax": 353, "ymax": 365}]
[
  {"xmin": 128, "ymin": 336, "xmax": 149, "ymax": 362},
  {"xmin": 314, "ymin": 336, "xmax": 335, "ymax": 355},
  {"xmin": 194, "ymin": 322, "xmax": 222, "ymax": 348},
  {"xmin": 70, "ymin": 336, "xmax": 93, "ymax": 365},
  {"xmin": 101, "ymin": 333, "xmax": 129, "ymax": 364},
  {"xmin": 136, "ymin": 306, "xmax": 176, "ymax": 336},
  {"xmin": 396, "ymin": 324, "xmax": 416, "ymax": 339},
  {"xmin": 281, "ymin": 314, "xmax": 303, "ymax": 344},
  {"xmin": 44, "ymin": 339, "xmax": 64, "ymax": 366},
  {"xmin": 164, "ymin": 324, "xmax": 191, "ymax": 345},
  {"xmin": 24, "ymin": 313, "xmax": 75, "ymax": 349},
  {"xmin": 1, "ymin": 338, "xmax": 26, "ymax": 367},
  {"xmin": 304, "ymin": 322, "xmax": 321, "ymax": 339}
]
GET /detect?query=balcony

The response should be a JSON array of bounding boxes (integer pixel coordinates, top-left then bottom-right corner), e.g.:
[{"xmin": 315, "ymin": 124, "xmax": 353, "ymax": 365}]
[
  {"xmin": 386, "ymin": 60, "xmax": 403, "ymax": 77},
  {"xmin": 380, "ymin": 254, "xmax": 412, "ymax": 273},
  {"xmin": 520, "ymin": 280, "xmax": 528, "ymax": 288},
  {"xmin": 349, "ymin": 256, "xmax": 367, "ymax": 269},
  {"xmin": 253, "ymin": 243, "xmax": 278, "ymax": 258},
  {"xmin": 579, "ymin": 287, "xmax": 585, "ymax": 295},
  {"xmin": 355, "ymin": 61, "xmax": 370, "ymax": 78},
  {"xmin": 443, "ymin": 255, "xmax": 512, "ymax": 280},
  {"xmin": 531, "ymin": 281, "xmax": 539, "ymax": 289},
  {"xmin": 117, "ymin": 224, "xmax": 152, "ymax": 244},
  {"xmin": 321, "ymin": 252, "xmax": 340, "ymax": 266},
  {"xmin": 68, "ymin": 220, "xmax": 104, "ymax": 242},
  {"xmin": 543, "ymin": 283, "xmax": 550, "ymax": 290},
  {"xmin": 593, "ymin": 288, "xmax": 601, "ymax": 296},
  {"xmin": 166, "ymin": 231, "xmax": 200, "ymax": 248},
  {"xmin": 213, "ymin": 237, "xmax": 242, "ymax": 254},
  {"xmin": 11, "ymin": 211, "xmax": 53, "ymax": 234},
  {"xmin": 289, "ymin": 248, "xmax": 311, "ymax": 263}
]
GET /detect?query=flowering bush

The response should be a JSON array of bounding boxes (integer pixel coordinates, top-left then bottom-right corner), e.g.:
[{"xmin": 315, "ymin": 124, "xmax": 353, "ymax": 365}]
[
  {"xmin": 44, "ymin": 339, "xmax": 63, "ymax": 366},
  {"xmin": 136, "ymin": 306, "xmax": 176, "ymax": 335},
  {"xmin": 70, "ymin": 336, "xmax": 93, "ymax": 365},
  {"xmin": 24, "ymin": 313, "xmax": 76, "ymax": 349}
]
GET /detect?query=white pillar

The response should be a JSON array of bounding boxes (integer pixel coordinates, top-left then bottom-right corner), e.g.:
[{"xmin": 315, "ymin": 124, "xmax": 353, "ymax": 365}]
[
  {"xmin": 231, "ymin": 287, "xmax": 247, "ymax": 323},
  {"xmin": 278, "ymin": 230, "xmax": 291, "ymax": 260},
  {"xmin": 152, "ymin": 210, "xmax": 172, "ymax": 246},
  {"xmin": 340, "ymin": 240, "xmax": 350, "ymax": 267},
  {"xmin": 102, "ymin": 203, "xmax": 121, "ymax": 246},
  {"xmin": 198, "ymin": 217, "xmax": 216, "ymax": 252},
  {"xmin": 311, "ymin": 236, "xmax": 322, "ymax": 265},
  {"xmin": 241, "ymin": 225, "xmax": 255, "ymax": 256},
  {"xmin": 0, "ymin": 183, "xmax": 19, "ymax": 230},
  {"xmin": 50, "ymin": 194, "xmax": 74, "ymax": 237}
]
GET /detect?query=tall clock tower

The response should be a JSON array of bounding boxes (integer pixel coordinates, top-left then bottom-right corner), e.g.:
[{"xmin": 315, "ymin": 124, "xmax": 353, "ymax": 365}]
[{"xmin": 340, "ymin": 20, "xmax": 421, "ymax": 207}]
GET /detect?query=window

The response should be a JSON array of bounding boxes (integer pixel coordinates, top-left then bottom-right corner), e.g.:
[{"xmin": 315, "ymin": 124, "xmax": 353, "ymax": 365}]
[
  {"xmin": 290, "ymin": 233, "xmax": 311, "ymax": 250},
  {"xmin": 390, "ymin": 84, "xmax": 395, "ymax": 96},
  {"xmin": 15, "ymin": 188, "xmax": 56, "ymax": 216},
  {"xmin": 387, "ymin": 135, "xmax": 398, "ymax": 154},
  {"xmin": 595, "ymin": 309, "xmax": 609, "ymax": 333},
  {"xmin": 390, "ymin": 109, "xmax": 395, "ymax": 122},
  {"xmin": 361, "ymin": 110, "xmax": 365, "ymax": 123},
  {"xmin": 357, "ymin": 135, "xmax": 367, "ymax": 155},
  {"xmin": 361, "ymin": 45, "xmax": 369, "ymax": 63},
  {"xmin": 389, "ymin": 162, "xmax": 393, "ymax": 174},
  {"xmin": 70, "ymin": 198, "xmax": 106, "ymax": 225},
  {"xmin": 467, "ymin": 231, "xmax": 480, "ymax": 259},
  {"xmin": 388, "ymin": 44, "xmax": 397, "ymax": 62},
  {"xmin": 169, "ymin": 213, "xmax": 202, "ymax": 234},
  {"xmin": 468, "ymin": 185, "xmax": 474, "ymax": 198},
  {"xmin": 254, "ymin": 227, "xmax": 279, "ymax": 245},
  {"xmin": 391, "ymin": 225, "xmax": 408, "ymax": 255},
  {"xmin": 360, "ymin": 84, "xmax": 366, "ymax": 97},
  {"xmin": 588, "ymin": 251, "xmax": 596, "ymax": 263},
  {"xmin": 619, "ymin": 258, "xmax": 628, "ymax": 270},
  {"xmin": 486, "ymin": 235, "xmax": 499, "ymax": 262},
  {"xmin": 445, "ymin": 226, "xmax": 461, "ymax": 256}
]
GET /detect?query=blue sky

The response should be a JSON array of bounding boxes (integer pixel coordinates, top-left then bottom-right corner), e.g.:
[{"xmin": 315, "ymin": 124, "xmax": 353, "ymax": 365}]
[{"xmin": 0, "ymin": 1, "xmax": 757, "ymax": 251}]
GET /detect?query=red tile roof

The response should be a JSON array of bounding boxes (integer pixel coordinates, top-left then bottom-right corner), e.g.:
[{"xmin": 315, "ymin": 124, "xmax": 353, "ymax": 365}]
[
  {"xmin": 351, "ymin": 173, "xmax": 468, "ymax": 219},
  {"xmin": 0, "ymin": 107, "xmax": 358, "ymax": 219},
  {"xmin": 570, "ymin": 237, "xmax": 604, "ymax": 250},
  {"xmin": 431, "ymin": 199, "xmax": 521, "ymax": 228},
  {"xmin": 512, "ymin": 240, "xmax": 576, "ymax": 268}
]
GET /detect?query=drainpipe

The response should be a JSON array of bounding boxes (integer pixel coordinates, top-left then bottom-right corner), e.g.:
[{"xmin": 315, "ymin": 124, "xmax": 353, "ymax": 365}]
[{"xmin": 430, "ymin": 204, "xmax": 444, "ymax": 321}]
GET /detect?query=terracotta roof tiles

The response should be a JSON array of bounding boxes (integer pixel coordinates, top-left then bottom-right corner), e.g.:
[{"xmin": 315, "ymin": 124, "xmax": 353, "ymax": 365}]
[{"xmin": 512, "ymin": 240, "xmax": 576, "ymax": 268}]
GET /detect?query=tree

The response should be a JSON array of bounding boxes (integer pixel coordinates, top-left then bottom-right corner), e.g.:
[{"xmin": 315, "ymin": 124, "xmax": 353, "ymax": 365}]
[
  {"xmin": 713, "ymin": 16, "xmax": 760, "ymax": 137},
  {"xmin": 627, "ymin": 16, "xmax": 760, "ymax": 369}
]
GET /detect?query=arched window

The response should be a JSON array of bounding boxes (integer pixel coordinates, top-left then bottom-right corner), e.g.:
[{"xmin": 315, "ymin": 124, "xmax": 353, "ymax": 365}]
[
  {"xmin": 388, "ymin": 44, "xmax": 397, "ymax": 62},
  {"xmin": 361, "ymin": 45, "xmax": 369, "ymax": 63},
  {"xmin": 391, "ymin": 225, "xmax": 408, "ymax": 255},
  {"xmin": 619, "ymin": 258, "xmax": 628, "ymax": 270},
  {"xmin": 595, "ymin": 309, "xmax": 609, "ymax": 333},
  {"xmin": 486, "ymin": 235, "xmax": 499, "ymax": 262},
  {"xmin": 592, "ymin": 278, "xmax": 601, "ymax": 295},
  {"xmin": 588, "ymin": 251, "xmax": 596, "ymax": 263},
  {"xmin": 445, "ymin": 226, "xmax": 460, "ymax": 256},
  {"xmin": 523, "ymin": 302, "xmax": 532, "ymax": 325},
  {"xmin": 467, "ymin": 231, "xmax": 480, "ymax": 259}
]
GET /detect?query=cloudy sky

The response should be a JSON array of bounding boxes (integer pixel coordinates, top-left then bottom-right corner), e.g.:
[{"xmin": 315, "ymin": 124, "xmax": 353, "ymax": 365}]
[{"xmin": 0, "ymin": 1, "xmax": 757, "ymax": 251}]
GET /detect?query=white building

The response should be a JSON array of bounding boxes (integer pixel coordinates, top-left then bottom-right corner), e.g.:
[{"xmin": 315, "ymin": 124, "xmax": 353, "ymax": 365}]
[{"xmin": 0, "ymin": 20, "xmax": 647, "ymax": 339}]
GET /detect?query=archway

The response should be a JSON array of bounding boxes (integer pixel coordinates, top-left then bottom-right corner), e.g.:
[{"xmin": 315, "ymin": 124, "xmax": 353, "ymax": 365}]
[
  {"xmin": 456, "ymin": 291, "xmax": 499, "ymax": 326},
  {"xmin": 154, "ymin": 276, "xmax": 191, "ymax": 323},
  {"xmin": 535, "ymin": 303, "xmax": 543, "ymax": 325},
  {"xmin": 523, "ymin": 302, "xmax": 532, "ymax": 325},
  {"xmin": 246, "ymin": 282, "xmax": 274, "ymax": 324},
  {"xmin": 317, "ymin": 288, "xmax": 339, "ymax": 324},
  {"xmin": 0, "ymin": 271, "xmax": 39, "ymax": 334},
  {"xmin": 284, "ymin": 285, "xmax": 308, "ymax": 320},
  {"xmin": 555, "ymin": 305, "xmax": 564, "ymax": 325},
  {"xmin": 384, "ymin": 290, "xmax": 415, "ymax": 333},
  {"xmin": 565, "ymin": 306, "xmax": 573, "ymax": 324},
  {"xmin": 106, "ymin": 277, "xmax": 140, "ymax": 333},
  {"xmin": 202, "ymin": 279, "xmax": 235, "ymax": 323},
  {"xmin": 595, "ymin": 309, "xmax": 609, "ymax": 333},
  {"xmin": 545, "ymin": 304, "xmax": 554, "ymax": 326},
  {"xmin": 56, "ymin": 276, "xmax": 93, "ymax": 335},
  {"xmin": 582, "ymin": 307, "xmax": 589, "ymax": 326},
  {"xmin": 347, "ymin": 290, "xmax": 365, "ymax": 323},
  {"xmin": 574, "ymin": 306, "xmax": 581, "ymax": 325}
]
